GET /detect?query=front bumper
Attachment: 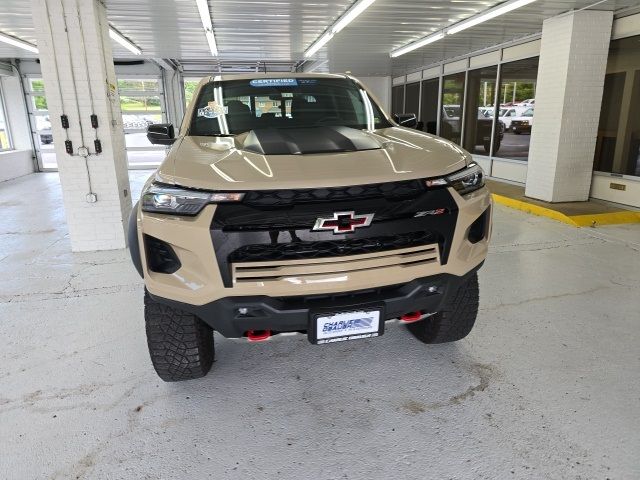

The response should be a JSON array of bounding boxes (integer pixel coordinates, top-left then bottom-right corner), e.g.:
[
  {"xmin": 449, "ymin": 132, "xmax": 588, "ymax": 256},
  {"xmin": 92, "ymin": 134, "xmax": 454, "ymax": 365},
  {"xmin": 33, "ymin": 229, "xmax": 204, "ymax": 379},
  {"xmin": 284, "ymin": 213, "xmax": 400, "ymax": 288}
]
[
  {"xmin": 147, "ymin": 264, "xmax": 481, "ymax": 338},
  {"xmin": 512, "ymin": 124, "xmax": 531, "ymax": 133}
]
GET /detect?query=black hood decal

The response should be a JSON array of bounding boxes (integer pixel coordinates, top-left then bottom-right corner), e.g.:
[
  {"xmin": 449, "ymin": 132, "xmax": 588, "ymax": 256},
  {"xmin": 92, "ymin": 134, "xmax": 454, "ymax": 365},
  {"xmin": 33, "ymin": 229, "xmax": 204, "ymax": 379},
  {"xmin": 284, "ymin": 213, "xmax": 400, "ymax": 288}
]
[{"xmin": 242, "ymin": 126, "xmax": 382, "ymax": 155}]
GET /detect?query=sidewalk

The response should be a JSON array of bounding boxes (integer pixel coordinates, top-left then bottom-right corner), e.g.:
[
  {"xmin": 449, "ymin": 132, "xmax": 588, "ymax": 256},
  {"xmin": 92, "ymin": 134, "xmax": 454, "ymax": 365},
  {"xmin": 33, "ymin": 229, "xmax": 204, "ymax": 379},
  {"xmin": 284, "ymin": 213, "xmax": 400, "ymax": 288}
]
[{"xmin": 487, "ymin": 179, "xmax": 640, "ymax": 227}]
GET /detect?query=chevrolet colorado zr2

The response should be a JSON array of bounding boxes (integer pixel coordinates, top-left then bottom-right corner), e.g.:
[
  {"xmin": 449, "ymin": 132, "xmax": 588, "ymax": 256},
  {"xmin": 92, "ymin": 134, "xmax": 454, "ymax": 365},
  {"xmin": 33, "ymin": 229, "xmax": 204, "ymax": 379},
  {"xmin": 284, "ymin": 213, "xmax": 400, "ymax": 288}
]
[{"xmin": 129, "ymin": 73, "xmax": 492, "ymax": 381}]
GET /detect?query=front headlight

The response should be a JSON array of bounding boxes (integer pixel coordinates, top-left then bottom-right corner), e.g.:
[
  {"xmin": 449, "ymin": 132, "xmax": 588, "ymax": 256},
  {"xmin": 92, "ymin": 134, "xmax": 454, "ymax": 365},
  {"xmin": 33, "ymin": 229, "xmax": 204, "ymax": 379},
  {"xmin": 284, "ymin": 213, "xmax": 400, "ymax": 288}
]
[
  {"xmin": 425, "ymin": 163, "xmax": 485, "ymax": 196},
  {"xmin": 141, "ymin": 183, "xmax": 245, "ymax": 216}
]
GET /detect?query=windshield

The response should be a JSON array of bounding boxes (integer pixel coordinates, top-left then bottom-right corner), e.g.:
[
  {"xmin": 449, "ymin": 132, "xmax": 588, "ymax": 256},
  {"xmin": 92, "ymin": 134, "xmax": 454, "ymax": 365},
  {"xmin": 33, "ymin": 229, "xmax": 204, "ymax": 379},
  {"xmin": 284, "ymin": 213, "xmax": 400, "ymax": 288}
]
[
  {"xmin": 189, "ymin": 78, "xmax": 391, "ymax": 136},
  {"xmin": 522, "ymin": 108, "xmax": 534, "ymax": 117}
]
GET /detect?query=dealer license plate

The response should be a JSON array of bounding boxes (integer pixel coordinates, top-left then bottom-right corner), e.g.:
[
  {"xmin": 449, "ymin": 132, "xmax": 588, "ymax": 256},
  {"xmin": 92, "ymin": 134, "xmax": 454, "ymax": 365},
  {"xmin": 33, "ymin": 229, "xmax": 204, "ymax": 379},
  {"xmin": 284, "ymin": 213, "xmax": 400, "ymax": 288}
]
[{"xmin": 309, "ymin": 308, "xmax": 383, "ymax": 344}]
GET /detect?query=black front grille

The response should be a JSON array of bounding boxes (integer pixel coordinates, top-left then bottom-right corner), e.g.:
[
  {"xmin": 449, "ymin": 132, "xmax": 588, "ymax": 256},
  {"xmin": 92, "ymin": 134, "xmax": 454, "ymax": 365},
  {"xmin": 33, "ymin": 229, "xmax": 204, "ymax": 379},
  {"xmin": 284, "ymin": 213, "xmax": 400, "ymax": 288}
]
[
  {"xmin": 212, "ymin": 184, "xmax": 458, "ymax": 287},
  {"xmin": 242, "ymin": 179, "xmax": 425, "ymax": 207},
  {"xmin": 228, "ymin": 231, "xmax": 436, "ymax": 263}
]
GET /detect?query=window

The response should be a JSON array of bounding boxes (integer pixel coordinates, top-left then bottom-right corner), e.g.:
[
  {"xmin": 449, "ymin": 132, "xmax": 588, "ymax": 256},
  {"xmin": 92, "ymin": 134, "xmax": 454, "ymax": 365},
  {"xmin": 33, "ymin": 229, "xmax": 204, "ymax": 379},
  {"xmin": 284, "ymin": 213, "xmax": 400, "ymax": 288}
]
[
  {"xmin": 0, "ymin": 82, "xmax": 11, "ymax": 150},
  {"xmin": 25, "ymin": 77, "xmax": 56, "ymax": 168},
  {"xmin": 117, "ymin": 77, "xmax": 166, "ymax": 167},
  {"xmin": 420, "ymin": 78, "xmax": 439, "ymax": 134},
  {"xmin": 494, "ymin": 57, "xmax": 539, "ymax": 161},
  {"xmin": 391, "ymin": 85, "xmax": 404, "ymax": 115},
  {"xmin": 404, "ymin": 82, "xmax": 420, "ymax": 118},
  {"xmin": 117, "ymin": 79, "xmax": 159, "ymax": 92},
  {"xmin": 440, "ymin": 72, "xmax": 465, "ymax": 145},
  {"xmin": 184, "ymin": 78, "xmax": 201, "ymax": 108},
  {"xmin": 30, "ymin": 79, "xmax": 45, "ymax": 92},
  {"xmin": 463, "ymin": 66, "xmax": 498, "ymax": 156},
  {"xmin": 595, "ymin": 35, "xmax": 640, "ymax": 176}
]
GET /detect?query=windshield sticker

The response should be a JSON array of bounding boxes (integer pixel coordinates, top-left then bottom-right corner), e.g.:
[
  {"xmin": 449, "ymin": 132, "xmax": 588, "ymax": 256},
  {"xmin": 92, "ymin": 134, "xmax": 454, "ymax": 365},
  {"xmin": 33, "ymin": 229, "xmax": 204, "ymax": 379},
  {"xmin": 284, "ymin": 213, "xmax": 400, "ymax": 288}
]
[
  {"xmin": 197, "ymin": 102, "xmax": 228, "ymax": 119},
  {"xmin": 250, "ymin": 78, "xmax": 298, "ymax": 87}
]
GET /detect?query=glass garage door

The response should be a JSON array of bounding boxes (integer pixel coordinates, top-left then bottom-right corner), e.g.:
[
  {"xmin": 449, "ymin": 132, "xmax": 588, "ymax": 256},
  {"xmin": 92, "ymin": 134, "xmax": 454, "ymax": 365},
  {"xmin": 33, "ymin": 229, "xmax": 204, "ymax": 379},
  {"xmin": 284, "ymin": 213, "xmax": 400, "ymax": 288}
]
[
  {"xmin": 117, "ymin": 77, "xmax": 168, "ymax": 168},
  {"xmin": 24, "ymin": 77, "xmax": 57, "ymax": 170},
  {"xmin": 25, "ymin": 76, "xmax": 169, "ymax": 170}
]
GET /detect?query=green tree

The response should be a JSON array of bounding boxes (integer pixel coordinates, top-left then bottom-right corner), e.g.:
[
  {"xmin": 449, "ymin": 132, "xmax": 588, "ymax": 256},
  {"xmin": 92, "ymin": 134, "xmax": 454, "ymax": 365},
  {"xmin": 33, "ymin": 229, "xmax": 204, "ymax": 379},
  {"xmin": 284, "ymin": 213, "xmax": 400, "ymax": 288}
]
[
  {"xmin": 34, "ymin": 96, "xmax": 48, "ymax": 110},
  {"xmin": 184, "ymin": 81, "xmax": 199, "ymax": 107}
]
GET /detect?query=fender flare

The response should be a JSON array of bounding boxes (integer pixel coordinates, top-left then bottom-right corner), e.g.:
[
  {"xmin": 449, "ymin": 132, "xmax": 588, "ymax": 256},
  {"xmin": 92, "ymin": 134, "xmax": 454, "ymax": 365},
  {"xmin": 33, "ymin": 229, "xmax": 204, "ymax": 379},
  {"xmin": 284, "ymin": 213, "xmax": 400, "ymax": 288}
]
[{"xmin": 128, "ymin": 201, "xmax": 144, "ymax": 278}]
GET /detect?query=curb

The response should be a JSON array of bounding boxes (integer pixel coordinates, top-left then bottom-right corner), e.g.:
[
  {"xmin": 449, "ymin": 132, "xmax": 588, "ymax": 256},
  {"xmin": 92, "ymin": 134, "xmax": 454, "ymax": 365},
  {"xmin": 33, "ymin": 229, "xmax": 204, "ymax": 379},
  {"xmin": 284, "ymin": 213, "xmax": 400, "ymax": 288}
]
[{"xmin": 491, "ymin": 193, "xmax": 640, "ymax": 227}]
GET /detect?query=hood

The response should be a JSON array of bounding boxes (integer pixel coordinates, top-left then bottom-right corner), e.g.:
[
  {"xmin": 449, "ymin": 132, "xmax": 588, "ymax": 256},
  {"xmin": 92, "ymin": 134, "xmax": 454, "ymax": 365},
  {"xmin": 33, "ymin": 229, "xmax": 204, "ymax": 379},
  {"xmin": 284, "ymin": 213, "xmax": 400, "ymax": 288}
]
[
  {"xmin": 243, "ymin": 126, "xmax": 381, "ymax": 155},
  {"xmin": 157, "ymin": 127, "xmax": 469, "ymax": 191}
]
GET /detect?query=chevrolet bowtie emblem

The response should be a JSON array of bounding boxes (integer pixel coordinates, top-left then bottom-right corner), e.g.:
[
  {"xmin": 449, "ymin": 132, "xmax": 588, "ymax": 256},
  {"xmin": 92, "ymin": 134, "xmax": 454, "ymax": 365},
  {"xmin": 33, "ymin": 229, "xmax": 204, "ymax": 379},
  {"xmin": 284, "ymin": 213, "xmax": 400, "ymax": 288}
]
[{"xmin": 313, "ymin": 211, "xmax": 374, "ymax": 234}]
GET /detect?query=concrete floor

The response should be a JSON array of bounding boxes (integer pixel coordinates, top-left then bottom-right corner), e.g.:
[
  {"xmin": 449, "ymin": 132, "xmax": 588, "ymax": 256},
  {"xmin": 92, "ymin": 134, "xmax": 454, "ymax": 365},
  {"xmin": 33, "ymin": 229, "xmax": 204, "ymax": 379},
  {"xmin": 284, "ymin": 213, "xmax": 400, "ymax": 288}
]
[{"xmin": 1, "ymin": 172, "xmax": 639, "ymax": 480}]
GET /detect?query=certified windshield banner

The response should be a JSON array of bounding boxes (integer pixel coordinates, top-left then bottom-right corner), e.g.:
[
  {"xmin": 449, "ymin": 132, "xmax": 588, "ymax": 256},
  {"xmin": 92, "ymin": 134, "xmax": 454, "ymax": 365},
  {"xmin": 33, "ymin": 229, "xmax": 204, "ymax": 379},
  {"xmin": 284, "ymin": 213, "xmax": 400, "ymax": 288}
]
[{"xmin": 249, "ymin": 78, "xmax": 298, "ymax": 87}]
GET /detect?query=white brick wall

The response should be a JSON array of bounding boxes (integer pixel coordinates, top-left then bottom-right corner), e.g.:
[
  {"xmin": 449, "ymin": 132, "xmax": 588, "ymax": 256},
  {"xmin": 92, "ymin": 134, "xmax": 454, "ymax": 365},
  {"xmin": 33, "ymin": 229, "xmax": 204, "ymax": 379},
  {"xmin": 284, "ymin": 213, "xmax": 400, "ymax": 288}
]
[
  {"xmin": 525, "ymin": 10, "xmax": 613, "ymax": 202},
  {"xmin": 32, "ymin": 0, "xmax": 131, "ymax": 252}
]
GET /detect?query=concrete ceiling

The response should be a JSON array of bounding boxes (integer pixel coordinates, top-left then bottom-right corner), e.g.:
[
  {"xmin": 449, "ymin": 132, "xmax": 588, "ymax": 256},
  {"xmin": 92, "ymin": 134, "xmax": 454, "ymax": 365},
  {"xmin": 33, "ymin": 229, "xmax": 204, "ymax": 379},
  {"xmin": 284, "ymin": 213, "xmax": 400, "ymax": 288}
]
[{"xmin": 0, "ymin": 0, "xmax": 638, "ymax": 76}]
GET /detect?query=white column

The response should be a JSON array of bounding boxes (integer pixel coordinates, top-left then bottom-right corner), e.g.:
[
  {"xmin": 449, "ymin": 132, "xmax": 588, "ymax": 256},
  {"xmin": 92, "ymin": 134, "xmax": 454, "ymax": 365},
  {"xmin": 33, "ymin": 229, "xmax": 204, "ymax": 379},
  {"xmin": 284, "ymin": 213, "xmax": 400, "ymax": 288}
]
[
  {"xmin": 525, "ymin": 10, "xmax": 613, "ymax": 202},
  {"xmin": 32, "ymin": 0, "xmax": 131, "ymax": 251}
]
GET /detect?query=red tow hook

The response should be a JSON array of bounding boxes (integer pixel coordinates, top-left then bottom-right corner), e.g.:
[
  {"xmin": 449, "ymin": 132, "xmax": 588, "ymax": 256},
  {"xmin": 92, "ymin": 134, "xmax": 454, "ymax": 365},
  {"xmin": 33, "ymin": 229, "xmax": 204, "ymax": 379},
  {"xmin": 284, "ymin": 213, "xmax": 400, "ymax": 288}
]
[
  {"xmin": 400, "ymin": 312, "xmax": 423, "ymax": 324},
  {"xmin": 246, "ymin": 330, "xmax": 272, "ymax": 342}
]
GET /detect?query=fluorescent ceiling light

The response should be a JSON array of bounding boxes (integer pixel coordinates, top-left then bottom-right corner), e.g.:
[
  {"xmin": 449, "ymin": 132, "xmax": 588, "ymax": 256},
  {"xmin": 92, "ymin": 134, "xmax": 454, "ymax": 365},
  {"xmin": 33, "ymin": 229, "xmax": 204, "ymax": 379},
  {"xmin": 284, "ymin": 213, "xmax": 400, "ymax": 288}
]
[
  {"xmin": 447, "ymin": 0, "xmax": 538, "ymax": 35},
  {"xmin": 109, "ymin": 27, "xmax": 142, "ymax": 55},
  {"xmin": 390, "ymin": 0, "xmax": 537, "ymax": 58},
  {"xmin": 196, "ymin": 0, "xmax": 219, "ymax": 56},
  {"xmin": 304, "ymin": 0, "xmax": 376, "ymax": 57},
  {"xmin": 332, "ymin": 0, "xmax": 376, "ymax": 34},
  {"xmin": 0, "ymin": 31, "xmax": 38, "ymax": 54},
  {"xmin": 390, "ymin": 31, "xmax": 444, "ymax": 58},
  {"xmin": 305, "ymin": 32, "xmax": 334, "ymax": 58}
]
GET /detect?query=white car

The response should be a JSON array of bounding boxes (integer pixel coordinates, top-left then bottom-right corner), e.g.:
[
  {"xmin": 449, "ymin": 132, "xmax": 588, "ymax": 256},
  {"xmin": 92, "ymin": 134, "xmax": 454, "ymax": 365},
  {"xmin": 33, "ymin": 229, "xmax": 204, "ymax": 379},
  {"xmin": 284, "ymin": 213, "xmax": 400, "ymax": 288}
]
[
  {"xmin": 516, "ymin": 99, "xmax": 535, "ymax": 107},
  {"xmin": 36, "ymin": 116, "xmax": 53, "ymax": 145},
  {"xmin": 510, "ymin": 107, "xmax": 534, "ymax": 134},
  {"xmin": 441, "ymin": 104, "xmax": 461, "ymax": 137},
  {"xmin": 498, "ymin": 106, "xmax": 528, "ymax": 129}
]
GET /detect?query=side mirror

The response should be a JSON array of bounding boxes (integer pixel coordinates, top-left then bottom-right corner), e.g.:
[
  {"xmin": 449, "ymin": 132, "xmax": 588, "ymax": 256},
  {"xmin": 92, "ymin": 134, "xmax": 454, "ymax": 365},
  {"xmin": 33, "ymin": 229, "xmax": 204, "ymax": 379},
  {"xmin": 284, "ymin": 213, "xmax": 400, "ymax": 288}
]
[
  {"xmin": 147, "ymin": 123, "xmax": 175, "ymax": 145},
  {"xmin": 393, "ymin": 113, "xmax": 418, "ymax": 129}
]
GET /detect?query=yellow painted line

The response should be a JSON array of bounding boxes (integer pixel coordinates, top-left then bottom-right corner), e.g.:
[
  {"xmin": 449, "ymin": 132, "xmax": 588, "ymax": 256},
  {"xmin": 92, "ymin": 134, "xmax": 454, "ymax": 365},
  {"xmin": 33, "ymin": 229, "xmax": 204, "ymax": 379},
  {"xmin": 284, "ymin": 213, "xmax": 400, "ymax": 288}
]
[
  {"xmin": 491, "ymin": 193, "xmax": 578, "ymax": 226},
  {"xmin": 569, "ymin": 211, "xmax": 640, "ymax": 227},
  {"xmin": 491, "ymin": 193, "xmax": 640, "ymax": 227}
]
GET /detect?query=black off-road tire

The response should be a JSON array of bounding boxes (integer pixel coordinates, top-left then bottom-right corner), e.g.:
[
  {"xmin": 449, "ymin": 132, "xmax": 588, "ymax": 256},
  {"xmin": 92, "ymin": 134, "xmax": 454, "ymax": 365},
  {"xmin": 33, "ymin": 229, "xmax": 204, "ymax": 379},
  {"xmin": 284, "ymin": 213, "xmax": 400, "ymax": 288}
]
[
  {"xmin": 483, "ymin": 137, "xmax": 501, "ymax": 154},
  {"xmin": 144, "ymin": 291, "xmax": 214, "ymax": 381},
  {"xmin": 407, "ymin": 272, "xmax": 479, "ymax": 344}
]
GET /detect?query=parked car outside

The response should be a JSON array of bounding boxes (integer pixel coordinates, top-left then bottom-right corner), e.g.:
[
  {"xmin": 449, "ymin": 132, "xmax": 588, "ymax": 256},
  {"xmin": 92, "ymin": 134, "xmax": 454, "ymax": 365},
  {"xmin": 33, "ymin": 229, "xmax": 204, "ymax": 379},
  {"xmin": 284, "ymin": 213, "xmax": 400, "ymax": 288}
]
[
  {"xmin": 122, "ymin": 114, "xmax": 156, "ymax": 130},
  {"xmin": 510, "ymin": 107, "xmax": 535, "ymax": 134},
  {"xmin": 440, "ymin": 104, "xmax": 461, "ymax": 142},
  {"xmin": 516, "ymin": 99, "xmax": 535, "ymax": 107},
  {"xmin": 37, "ymin": 116, "xmax": 53, "ymax": 145},
  {"xmin": 498, "ymin": 106, "xmax": 528, "ymax": 129}
]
